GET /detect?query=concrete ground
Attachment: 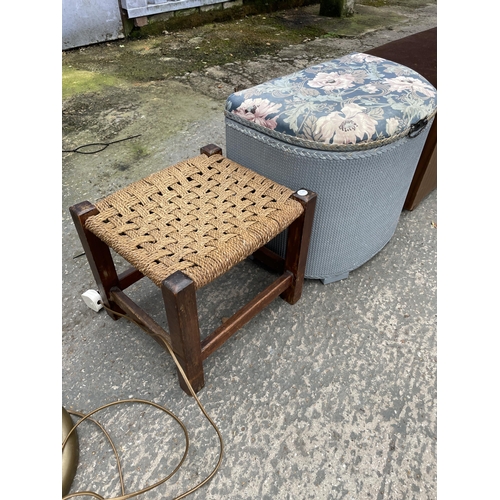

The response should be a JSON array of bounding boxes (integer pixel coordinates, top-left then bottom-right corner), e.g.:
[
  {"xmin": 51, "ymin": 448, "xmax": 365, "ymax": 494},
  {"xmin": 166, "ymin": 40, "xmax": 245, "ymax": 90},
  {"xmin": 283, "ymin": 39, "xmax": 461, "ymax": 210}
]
[{"xmin": 62, "ymin": 2, "xmax": 437, "ymax": 498}]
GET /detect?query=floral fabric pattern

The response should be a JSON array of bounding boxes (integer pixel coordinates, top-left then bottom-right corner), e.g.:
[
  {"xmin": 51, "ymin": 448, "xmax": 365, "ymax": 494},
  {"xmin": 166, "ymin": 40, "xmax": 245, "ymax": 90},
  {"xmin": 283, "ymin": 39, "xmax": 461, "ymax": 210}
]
[
  {"xmin": 225, "ymin": 52, "xmax": 437, "ymax": 150},
  {"xmin": 232, "ymin": 98, "xmax": 282, "ymax": 129}
]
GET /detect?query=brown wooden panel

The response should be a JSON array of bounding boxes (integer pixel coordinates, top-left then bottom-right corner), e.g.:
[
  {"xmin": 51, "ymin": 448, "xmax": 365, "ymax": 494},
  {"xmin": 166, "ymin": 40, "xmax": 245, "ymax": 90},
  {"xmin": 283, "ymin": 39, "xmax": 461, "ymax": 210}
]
[{"xmin": 365, "ymin": 28, "xmax": 437, "ymax": 211}]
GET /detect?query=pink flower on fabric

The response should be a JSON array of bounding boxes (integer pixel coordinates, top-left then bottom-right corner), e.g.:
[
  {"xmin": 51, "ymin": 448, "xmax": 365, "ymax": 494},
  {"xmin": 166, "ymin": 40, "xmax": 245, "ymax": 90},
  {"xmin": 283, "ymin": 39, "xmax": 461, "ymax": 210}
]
[
  {"xmin": 232, "ymin": 98, "xmax": 281, "ymax": 129},
  {"xmin": 307, "ymin": 71, "xmax": 357, "ymax": 91},
  {"xmin": 385, "ymin": 76, "xmax": 436, "ymax": 98},
  {"xmin": 314, "ymin": 103, "xmax": 378, "ymax": 145}
]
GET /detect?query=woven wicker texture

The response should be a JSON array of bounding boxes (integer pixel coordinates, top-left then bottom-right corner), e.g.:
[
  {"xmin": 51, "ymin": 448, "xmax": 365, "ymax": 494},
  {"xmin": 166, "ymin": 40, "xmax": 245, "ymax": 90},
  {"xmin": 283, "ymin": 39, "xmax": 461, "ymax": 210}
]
[
  {"xmin": 226, "ymin": 118, "xmax": 432, "ymax": 283},
  {"xmin": 85, "ymin": 153, "xmax": 303, "ymax": 289}
]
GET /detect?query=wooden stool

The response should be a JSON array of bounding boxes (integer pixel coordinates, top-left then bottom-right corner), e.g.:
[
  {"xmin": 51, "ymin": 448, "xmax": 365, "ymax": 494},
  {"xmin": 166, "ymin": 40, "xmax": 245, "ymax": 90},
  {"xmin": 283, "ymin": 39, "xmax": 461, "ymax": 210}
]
[{"xmin": 70, "ymin": 145, "xmax": 317, "ymax": 395}]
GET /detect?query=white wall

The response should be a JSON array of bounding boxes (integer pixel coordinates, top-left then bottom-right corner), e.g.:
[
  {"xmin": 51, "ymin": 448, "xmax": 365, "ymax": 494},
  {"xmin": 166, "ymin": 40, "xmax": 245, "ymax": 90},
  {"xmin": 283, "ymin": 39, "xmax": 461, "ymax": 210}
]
[
  {"xmin": 62, "ymin": 0, "xmax": 125, "ymax": 50},
  {"xmin": 121, "ymin": 0, "xmax": 227, "ymax": 19},
  {"xmin": 62, "ymin": 0, "xmax": 248, "ymax": 50}
]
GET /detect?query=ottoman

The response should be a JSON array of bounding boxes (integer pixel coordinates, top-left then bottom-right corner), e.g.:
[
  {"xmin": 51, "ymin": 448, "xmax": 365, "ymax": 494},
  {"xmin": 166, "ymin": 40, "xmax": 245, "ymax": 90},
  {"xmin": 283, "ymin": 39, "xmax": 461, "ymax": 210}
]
[{"xmin": 224, "ymin": 52, "xmax": 437, "ymax": 283}]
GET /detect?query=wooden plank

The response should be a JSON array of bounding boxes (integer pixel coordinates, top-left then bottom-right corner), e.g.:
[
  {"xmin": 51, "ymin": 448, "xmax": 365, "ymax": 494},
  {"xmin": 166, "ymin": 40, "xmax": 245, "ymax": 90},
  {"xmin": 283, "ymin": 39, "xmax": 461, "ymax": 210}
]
[
  {"xmin": 200, "ymin": 272, "xmax": 293, "ymax": 359},
  {"xmin": 162, "ymin": 271, "xmax": 205, "ymax": 395},
  {"xmin": 69, "ymin": 201, "xmax": 122, "ymax": 320},
  {"xmin": 281, "ymin": 190, "xmax": 317, "ymax": 304},
  {"xmin": 110, "ymin": 288, "xmax": 176, "ymax": 354}
]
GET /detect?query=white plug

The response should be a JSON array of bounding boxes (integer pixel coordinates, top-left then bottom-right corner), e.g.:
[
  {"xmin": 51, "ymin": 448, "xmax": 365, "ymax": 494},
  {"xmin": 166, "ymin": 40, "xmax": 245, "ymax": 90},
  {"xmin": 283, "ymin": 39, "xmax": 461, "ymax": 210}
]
[{"xmin": 81, "ymin": 290, "xmax": 104, "ymax": 312}]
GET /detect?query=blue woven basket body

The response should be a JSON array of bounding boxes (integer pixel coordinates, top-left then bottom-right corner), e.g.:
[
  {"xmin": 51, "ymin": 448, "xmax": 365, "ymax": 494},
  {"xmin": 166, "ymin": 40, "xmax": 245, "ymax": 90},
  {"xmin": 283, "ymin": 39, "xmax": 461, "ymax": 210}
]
[{"xmin": 225, "ymin": 117, "xmax": 433, "ymax": 283}]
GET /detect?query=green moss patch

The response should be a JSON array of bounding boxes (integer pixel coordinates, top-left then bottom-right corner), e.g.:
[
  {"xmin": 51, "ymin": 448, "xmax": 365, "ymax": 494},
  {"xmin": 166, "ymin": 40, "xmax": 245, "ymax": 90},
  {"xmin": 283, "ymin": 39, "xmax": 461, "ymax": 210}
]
[
  {"xmin": 276, "ymin": 3, "xmax": 407, "ymax": 37},
  {"xmin": 362, "ymin": 0, "xmax": 436, "ymax": 6},
  {"xmin": 62, "ymin": 1, "xmax": 424, "ymax": 93},
  {"xmin": 62, "ymin": 67, "xmax": 122, "ymax": 98}
]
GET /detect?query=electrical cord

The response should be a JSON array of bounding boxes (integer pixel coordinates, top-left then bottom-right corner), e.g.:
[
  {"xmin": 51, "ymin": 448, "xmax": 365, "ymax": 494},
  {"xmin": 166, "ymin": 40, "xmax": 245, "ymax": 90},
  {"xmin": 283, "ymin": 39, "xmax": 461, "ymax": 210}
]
[
  {"xmin": 62, "ymin": 135, "xmax": 141, "ymax": 154},
  {"xmin": 62, "ymin": 304, "xmax": 224, "ymax": 500}
]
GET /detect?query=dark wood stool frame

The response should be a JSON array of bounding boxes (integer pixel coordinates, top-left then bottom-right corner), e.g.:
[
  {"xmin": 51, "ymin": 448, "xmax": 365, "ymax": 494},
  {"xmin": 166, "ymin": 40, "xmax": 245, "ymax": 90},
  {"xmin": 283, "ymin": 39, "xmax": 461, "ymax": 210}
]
[{"xmin": 70, "ymin": 144, "xmax": 317, "ymax": 395}]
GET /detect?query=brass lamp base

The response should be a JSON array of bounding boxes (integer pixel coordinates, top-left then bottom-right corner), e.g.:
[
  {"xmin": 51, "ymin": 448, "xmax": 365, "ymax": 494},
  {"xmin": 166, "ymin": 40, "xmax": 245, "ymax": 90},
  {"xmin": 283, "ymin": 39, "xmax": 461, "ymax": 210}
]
[{"xmin": 62, "ymin": 407, "xmax": 79, "ymax": 497}]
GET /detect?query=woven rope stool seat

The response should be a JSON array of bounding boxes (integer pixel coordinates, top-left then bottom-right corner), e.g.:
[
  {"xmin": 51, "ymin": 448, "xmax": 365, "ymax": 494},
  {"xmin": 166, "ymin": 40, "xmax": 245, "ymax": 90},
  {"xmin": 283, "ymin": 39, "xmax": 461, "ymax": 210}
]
[
  {"xmin": 70, "ymin": 145, "xmax": 317, "ymax": 395},
  {"xmin": 85, "ymin": 152, "xmax": 304, "ymax": 290}
]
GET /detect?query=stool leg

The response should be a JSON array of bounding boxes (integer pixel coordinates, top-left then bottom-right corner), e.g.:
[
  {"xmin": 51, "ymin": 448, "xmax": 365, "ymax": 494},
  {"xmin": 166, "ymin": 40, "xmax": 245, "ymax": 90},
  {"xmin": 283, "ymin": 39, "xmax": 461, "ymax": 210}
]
[
  {"xmin": 69, "ymin": 201, "xmax": 122, "ymax": 320},
  {"xmin": 281, "ymin": 190, "xmax": 317, "ymax": 305},
  {"xmin": 162, "ymin": 271, "xmax": 205, "ymax": 395},
  {"xmin": 200, "ymin": 144, "xmax": 222, "ymax": 157}
]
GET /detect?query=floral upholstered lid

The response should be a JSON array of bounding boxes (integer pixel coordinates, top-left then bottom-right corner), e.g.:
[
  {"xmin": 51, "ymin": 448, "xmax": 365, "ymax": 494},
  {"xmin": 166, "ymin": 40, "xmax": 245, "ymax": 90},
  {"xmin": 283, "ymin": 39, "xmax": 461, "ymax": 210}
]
[{"xmin": 225, "ymin": 52, "xmax": 437, "ymax": 151}]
